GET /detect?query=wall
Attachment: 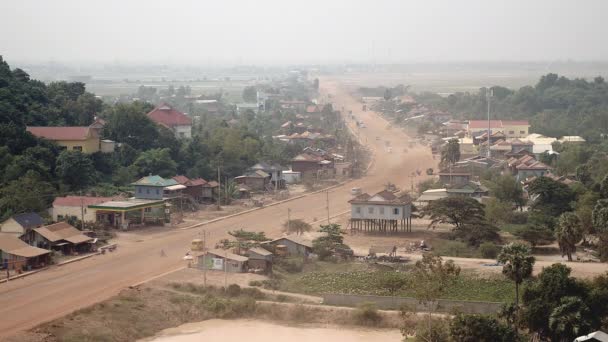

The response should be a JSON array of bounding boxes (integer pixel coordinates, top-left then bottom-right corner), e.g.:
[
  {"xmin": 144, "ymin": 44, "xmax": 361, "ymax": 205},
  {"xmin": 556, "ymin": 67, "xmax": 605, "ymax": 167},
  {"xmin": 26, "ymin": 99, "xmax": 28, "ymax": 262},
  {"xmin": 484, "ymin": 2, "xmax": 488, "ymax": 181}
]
[
  {"xmin": 174, "ymin": 125, "xmax": 192, "ymax": 139},
  {"xmin": 0, "ymin": 218, "xmax": 24, "ymax": 235},
  {"xmin": 350, "ymin": 204, "xmax": 411, "ymax": 220},
  {"xmin": 134, "ymin": 185, "xmax": 164, "ymax": 200},
  {"xmin": 283, "ymin": 171, "xmax": 301, "ymax": 184},
  {"xmin": 323, "ymin": 294, "xmax": 502, "ymax": 315},
  {"xmin": 51, "ymin": 205, "xmax": 96, "ymax": 222},
  {"xmin": 503, "ymin": 124, "xmax": 529, "ymax": 138},
  {"xmin": 56, "ymin": 138, "xmax": 100, "ymax": 154}
]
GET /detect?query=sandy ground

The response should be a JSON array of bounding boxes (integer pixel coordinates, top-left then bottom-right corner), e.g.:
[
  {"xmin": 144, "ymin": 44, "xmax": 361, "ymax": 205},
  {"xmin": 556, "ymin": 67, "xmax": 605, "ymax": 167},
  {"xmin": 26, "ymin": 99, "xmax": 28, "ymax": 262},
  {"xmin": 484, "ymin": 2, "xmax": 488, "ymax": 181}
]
[
  {"xmin": 144, "ymin": 319, "xmax": 402, "ymax": 342},
  {"xmin": 0, "ymin": 78, "xmax": 606, "ymax": 340}
]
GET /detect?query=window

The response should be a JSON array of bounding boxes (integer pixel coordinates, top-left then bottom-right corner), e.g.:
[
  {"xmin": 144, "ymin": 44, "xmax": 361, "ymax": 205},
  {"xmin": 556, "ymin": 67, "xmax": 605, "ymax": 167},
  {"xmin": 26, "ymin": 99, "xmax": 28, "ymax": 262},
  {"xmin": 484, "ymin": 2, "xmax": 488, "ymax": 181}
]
[
  {"xmin": 520, "ymin": 130, "xmax": 525, "ymax": 134},
  {"xmin": 156, "ymin": 189, "xmax": 160, "ymax": 194},
  {"xmin": 355, "ymin": 207, "xmax": 361, "ymax": 214},
  {"xmin": 508, "ymin": 131, "xmax": 514, "ymax": 135},
  {"xmin": 137, "ymin": 188, "xmax": 142, "ymax": 193},
  {"xmin": 73, "ymin": 146, "xmax": 83, "ymax": 151},
  {"xmin": 393, "ymin": 208, "xmax": 400, "ymax": 215},
  {"xmin": 379, "ymin": 207, "xmax": 385, "ymax": 214},
  {"xmin": 368, "ymin": 207, "xmax": 374, "ymax": 214},
  {"xmin": 144, "ymin": 207, "xmax": 152, "ymax": 213},
  {"xmin": 146, "ymin": 188, "xmax": 150, "ymax": 194}
]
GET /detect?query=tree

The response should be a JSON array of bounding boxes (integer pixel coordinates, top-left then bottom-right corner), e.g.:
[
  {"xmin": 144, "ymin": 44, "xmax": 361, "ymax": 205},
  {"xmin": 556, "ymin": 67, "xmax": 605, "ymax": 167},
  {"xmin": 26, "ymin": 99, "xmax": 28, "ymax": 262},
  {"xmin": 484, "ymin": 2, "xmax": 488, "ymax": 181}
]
[
  {"xmin": 422, "ymin": 197, "xmax": 486, "ymax": 230},
  {"xmin": 497, "ymin": 243, "xmax": 535, "ymax": 306},
  {"xmin": 527, "ymin": 176, "xmax": 575, "ymax": 217},
  {"xmin": 312, "ymin": 223, "xmax": 349, "ymax": 260},
  {"xmin": 548, "ymin": 296, "xmax": 592, "ymax": 342},
  {"xmin": 514, "ymin": 225, "xmax": 554, "ymax": 247},
  {"xmin": 555, "ymin": 212, "xmax": 583, "ymax": 261},
  {"xmin": 383, "ymin": 88, "xmax": 392, "ymax": 101},
  {"xmin": 130, "ymin": 148, "xmax": 177, "ymax": 178},
  {"xmin": 484, "ymin": 198, "xmax": 513, "ymax": 225},
  {"xmin": 55, "ymin": 150, "xmax": 96, "ymax": 190},
  {"xmin": 521, "ymin": 264, "xmax": 588, "ymax": 340},
  {"xmin": 102, "ymin": 102, "xmax": 158, "ymax": 150},
  {"xmin": 487, "ymin": 175, "xmax": 524, "ymax": 207},
  {"xmin": 242, "ymin": 86, "xmax": 257, "ymax": 103},
  {"xmin": 0, "ymin": 170, "xmax": 55, "ymax": 221},
  {"xmin": 410, "ymin": 253, "xmax": 461, "ymax": 338},
  {"xmin": 282, "ymin": 218, "xmax": 311, "ymax": 236},
  {"xmin": 440, "ymin": 138, "xmax": 460, "ymax": 166},
  {"xmin": 449, "ymin": 314, "xmax": 519, "ymax": 342},
  {"xmin": 592, "ymin": 199, "xmax": 608, "ymax": 261},
  {"xmin": 601, "ymin": 174, "xmax": 608, "ymax": 199}
]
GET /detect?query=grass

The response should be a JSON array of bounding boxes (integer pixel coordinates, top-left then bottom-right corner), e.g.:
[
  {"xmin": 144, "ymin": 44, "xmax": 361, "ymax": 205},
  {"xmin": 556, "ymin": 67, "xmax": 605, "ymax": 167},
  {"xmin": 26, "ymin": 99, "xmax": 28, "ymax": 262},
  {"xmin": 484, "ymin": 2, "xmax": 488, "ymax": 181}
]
[
  {"xmin": 278, "ymin": 261, "xmax": 515, "ymax": 303},
  {"xmin": 499, "ymin": 223, "xmax": 527, "ymax": 235}
]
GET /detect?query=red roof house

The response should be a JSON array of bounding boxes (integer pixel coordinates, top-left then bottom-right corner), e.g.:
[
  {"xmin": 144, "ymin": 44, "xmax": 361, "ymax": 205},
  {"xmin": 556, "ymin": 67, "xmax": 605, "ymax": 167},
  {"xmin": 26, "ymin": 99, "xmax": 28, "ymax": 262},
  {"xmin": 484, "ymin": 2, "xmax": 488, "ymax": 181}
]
[{"xmin": 147, "ymin": 103, "xmax": 192, "ymax": 138}]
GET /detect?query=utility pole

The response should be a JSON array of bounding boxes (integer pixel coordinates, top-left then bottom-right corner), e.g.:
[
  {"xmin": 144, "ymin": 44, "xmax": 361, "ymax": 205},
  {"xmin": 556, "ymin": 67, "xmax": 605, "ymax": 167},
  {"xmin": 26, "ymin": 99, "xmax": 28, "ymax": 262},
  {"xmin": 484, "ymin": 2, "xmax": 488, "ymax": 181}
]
[
  {"xmin": 487, "ymin": 88, "xmax": 492, "ymax": 159},
  {"xmin": 287, "ymin": 208, "xmax": 291, "ymax": 233},
  {"xmin": 202, "ymin": 230, "xmax": 207, "ymax": 287},
  {"xmin": 217, "ymin": 166, "xmax": 221, "ymax": 210},
  {"xmin": 224, "ymin": 249, "xmax": 228, "ymax": 290},
  {"xmin": 79, "ymin": 190, "xmax": 85, "ymax": 230},
  {"xmin": 326, "ymin": 190, "xmax": 330, "ymax": 223}
]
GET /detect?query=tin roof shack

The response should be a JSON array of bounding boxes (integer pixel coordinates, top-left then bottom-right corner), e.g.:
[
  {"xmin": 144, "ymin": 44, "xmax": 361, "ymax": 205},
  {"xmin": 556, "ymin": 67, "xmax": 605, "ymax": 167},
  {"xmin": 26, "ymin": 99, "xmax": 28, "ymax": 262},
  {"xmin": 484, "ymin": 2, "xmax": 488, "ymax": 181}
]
[
  {"xmin": 234, "ymin": 170, "xmax": 271, "ymax": 192},
  {"xmin": 173, "ymin": 175, "xmax": 208, "ymax": 202},
  {"xmin": 197, "ymin": 250, "xmax": 248, "ymax": 273},
  {"xmin": 265, "ymin": 236, "xmax": 313, "ymax": 256},
  {"xmin": 247, "ymin": 247, "xmax": 273, "ymax": 273},
  {"xmin": 28, "ymin": 222, "xmax": 93, "ymax": 255},
  {"xmin": 0, "ymin": 235, "xmax": 51, "ymax": 272},
  {"xmin": 249, "ymin": 162, "xmax": 286, "ymax": 189},
  {"xmin": 438, "ymin": 172, "xmax": 471, "ymax": 186},
  {"xmin": 0, "ymin": 213, "xmax": 44, "ymax": 238}
]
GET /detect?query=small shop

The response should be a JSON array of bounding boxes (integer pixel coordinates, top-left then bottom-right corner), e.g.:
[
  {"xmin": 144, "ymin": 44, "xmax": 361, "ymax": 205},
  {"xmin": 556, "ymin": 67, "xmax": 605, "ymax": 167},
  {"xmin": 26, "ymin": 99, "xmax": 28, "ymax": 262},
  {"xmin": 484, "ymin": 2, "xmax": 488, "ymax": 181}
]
[{"xmin": 89, "ymin": 198, "xmax": 169, "ymax": 230}]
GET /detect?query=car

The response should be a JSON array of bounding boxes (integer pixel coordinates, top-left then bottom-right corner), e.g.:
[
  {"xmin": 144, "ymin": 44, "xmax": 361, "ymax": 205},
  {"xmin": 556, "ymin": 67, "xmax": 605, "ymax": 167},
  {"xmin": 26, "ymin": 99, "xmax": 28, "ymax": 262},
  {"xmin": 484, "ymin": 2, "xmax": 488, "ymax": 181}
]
[
  {"xmin": 360, "ymin": 123, "xmax": 366, "ymax": 128},
  {"xmin": 350, "ymin": 187, "xmax": 362, "ymax": 196}
]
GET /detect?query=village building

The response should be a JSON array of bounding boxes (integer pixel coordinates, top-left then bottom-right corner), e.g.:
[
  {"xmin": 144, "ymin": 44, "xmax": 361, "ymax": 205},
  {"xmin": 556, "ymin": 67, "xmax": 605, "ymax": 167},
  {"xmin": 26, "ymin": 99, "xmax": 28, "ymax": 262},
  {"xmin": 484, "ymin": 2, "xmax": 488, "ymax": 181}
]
[
  {"xmin": 249, "ymin": 162, "xmax": 286, "ymax": 189},
  {"xmin": 89, "ymin": 198, "xmax": 168, "ymax": 229},
  {"xmin": 0, "ymin": 213, "xmax": 44, "ymax": 238},
  {"xmin": 234, "ymin": 170, "xmax": 271, "ymax": 192},
  {"xmin": 236, "ymin": 103, "xmax": 260, "ymax": 115},
  {"xmin": 0, "ymin": 235, "xmax": 50, "ymax": 272},
  {"xmin": 414, "ymin": 188, "xmax": 449, "ymax": 207},
  {"xmin": 508, "ymin": 155, "xmax": 551, "ymax": 181},
  {"xmin": 146, "ymin": 103, "xmax": 192, "ymax": 138},
  {"xmin": 193, "ymin": 99, "xmax": 219, "ymax": 114},
  {"xmin": 437, "ymin": 172, "xmax": 472, "ymax": 186},
  {"xmin": 290, "ymin": 153, "xmax": 334, "ymax": 180},
  {"xmin": 132, "ymin": 175, "xmax": 178, "ymax": 200},
  {"xmin": 446, "ymin": 182, "xmax": 489, "ymax": 200},
  {"xmin": 197, "ymin": 249, "xmax": 248, "ymax": 273},
  {"xmin": 349, "ymin": 190, "xmax": 413, "ymax": 233},
  {"xmin": 466, "ymin": 120, "xmax": 530, "ymax": 139},
  {"xmin": 264, "ymin": 236, "xmax": 313, "ymax": 256},
  {"xmin": 27, "ymin": 222, "xmax": 93, "ymax": 255},
  {"xmin": 526, "ymin": 133, "xmax": 557, "ymax": 154},
  {"xmin": 559, "ymin": 136, "xmax": 586, "ymax": 144},
  {"xmin": 172, "ymin": 176, "xmax": 209, "ymax": 202},
  {"xmin": 50, "ymin": 196, "xmax": 114, "ymax": 223},
  {"xmin": 26, "ymin": 124, "xmax": 114, "ymax": 154},
  {"xmin": 282, "ymin": 170, "xmax": 302, "ymax": 184},
  {"xmin": 247, "ymin": 247, "xmax": 273, "ymax": 273}
]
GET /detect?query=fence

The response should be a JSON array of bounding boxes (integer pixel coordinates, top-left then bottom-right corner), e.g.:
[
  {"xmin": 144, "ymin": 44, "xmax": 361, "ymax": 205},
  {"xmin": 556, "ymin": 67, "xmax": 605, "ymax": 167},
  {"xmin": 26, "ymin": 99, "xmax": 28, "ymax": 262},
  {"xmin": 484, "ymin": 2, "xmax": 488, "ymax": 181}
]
[{"xmin": 323, "ymin": 293, "xmax": 503, "ymax": 315}]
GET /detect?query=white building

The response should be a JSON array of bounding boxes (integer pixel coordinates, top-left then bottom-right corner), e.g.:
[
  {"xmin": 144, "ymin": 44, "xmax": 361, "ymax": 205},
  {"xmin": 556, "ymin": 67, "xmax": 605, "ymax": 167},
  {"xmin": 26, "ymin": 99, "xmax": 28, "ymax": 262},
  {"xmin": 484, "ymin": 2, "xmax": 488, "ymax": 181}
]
[{"xmin": 349, "ymin": 190, "xmax": 413, "ymax": 232}]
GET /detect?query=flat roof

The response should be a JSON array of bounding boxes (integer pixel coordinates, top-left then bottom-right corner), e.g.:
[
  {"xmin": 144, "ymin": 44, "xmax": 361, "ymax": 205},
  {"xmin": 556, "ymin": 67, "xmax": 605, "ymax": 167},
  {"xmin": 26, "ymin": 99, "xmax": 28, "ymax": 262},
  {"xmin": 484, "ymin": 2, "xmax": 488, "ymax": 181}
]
[{"xmin": 88, "ymin": 198, "xmax": 165, "ymax": 211}]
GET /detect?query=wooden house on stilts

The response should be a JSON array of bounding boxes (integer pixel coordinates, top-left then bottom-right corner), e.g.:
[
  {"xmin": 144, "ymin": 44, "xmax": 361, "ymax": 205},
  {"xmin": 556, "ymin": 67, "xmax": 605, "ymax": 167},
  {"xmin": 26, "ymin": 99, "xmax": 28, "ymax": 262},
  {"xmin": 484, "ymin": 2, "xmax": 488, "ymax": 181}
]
[{"xmin": 348, "ymin": 190, "xmax": 412, "ymax": 233}]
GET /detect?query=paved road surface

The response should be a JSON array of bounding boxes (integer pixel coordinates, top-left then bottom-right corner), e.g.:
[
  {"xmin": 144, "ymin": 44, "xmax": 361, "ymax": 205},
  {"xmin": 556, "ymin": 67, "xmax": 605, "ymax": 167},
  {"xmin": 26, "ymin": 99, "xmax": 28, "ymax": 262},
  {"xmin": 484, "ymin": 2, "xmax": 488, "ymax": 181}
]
[{"xmin": 0, "ymin": 80, "xmax": 437, "ymax": 338}]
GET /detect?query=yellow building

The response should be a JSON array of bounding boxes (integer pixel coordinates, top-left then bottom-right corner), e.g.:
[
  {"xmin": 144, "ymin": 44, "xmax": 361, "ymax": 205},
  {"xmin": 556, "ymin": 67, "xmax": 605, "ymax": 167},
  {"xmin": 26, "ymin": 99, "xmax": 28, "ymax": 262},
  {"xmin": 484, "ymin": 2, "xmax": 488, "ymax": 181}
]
[
  {"xmin": 467, "ymin": 120, "xmax": 530, "ymax": 138},
  {"xmin": 26, "ymin": 125, "xmax": 113, "ymax": 154}
]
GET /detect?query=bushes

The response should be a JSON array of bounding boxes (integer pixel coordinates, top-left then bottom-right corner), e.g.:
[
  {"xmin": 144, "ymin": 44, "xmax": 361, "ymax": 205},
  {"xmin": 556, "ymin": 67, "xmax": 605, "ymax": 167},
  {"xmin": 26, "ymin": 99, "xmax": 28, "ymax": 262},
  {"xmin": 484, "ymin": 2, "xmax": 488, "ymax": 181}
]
[
  {"xmin": 353, "ymin": 302, "xmax": 382, "ymax": 326},
  {"xmin": 437, "ymin": 241, "xmax": 472, "ymax": 257},
  {"xmin": 479, "ymin": 242, "xmax": 499, "ymax": 259},
  {"xmin": 226, "ymin": 284, "xmax": 242, "ymax": 297},
  {"xmin": 277, "ymin": 258, "xmax": 304, "ymax": 273},
  {"xmin": 248, "ymin": 280, "xmax": 262, "ymax": 287},
  {"xmin": 449, "ymin": 314, "xmax": 519, "ymax": 342}
]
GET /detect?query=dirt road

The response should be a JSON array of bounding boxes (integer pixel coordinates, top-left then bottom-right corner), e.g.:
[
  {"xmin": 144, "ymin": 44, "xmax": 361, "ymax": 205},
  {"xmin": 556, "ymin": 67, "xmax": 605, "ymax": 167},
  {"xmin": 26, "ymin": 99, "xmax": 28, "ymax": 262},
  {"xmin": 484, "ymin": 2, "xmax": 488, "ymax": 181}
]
[{"xmin": 0, "ymin": 80, "xmax": 437, "ymax": 338}]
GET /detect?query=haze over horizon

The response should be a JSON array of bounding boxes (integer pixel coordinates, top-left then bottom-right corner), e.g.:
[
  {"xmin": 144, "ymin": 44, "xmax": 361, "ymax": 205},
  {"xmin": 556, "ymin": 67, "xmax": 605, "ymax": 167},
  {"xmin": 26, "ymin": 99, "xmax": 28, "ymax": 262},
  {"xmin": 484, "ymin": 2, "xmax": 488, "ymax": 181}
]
[{"xmin": 2, "ymin": 0, "xmax": 608, "ymax": 66}]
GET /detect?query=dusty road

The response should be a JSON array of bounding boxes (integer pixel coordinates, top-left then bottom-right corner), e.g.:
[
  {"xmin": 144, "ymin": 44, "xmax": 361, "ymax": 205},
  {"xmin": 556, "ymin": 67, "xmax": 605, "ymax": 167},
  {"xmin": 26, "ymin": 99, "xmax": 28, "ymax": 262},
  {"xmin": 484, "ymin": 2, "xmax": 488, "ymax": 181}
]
[{"xmin": 0, "ymin": 80, "xmax": 437, "ymax": 338}]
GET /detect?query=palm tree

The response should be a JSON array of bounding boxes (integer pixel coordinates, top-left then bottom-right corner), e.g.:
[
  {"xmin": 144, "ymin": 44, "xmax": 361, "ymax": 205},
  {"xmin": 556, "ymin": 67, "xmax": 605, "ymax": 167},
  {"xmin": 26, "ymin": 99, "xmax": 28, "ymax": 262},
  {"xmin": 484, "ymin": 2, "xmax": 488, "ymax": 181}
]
[
  {"xmin": 556, "ymin": 212, "xmax": 583, "ymax": 261},
  {"xmin": 282, "ymin": 219, "xmax": 312, "ymax": 236},
  {"xmin": 497, "ymin": 243, "xmax": 535, "ymax": 306},
  {"xmin": 440, "ymin": 138, "xmax": 460, "ymax": 166},
  {"xmin": 548, "ymin": 296, "xmax": 592, "ymax": 342}
]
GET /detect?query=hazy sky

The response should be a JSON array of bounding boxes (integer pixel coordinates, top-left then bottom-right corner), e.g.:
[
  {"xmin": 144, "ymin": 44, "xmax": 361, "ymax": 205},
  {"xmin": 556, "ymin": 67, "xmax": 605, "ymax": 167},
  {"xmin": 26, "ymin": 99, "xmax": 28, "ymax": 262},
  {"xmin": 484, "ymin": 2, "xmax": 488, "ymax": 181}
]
[{"xmin": 1, "ymin": 0, "xmax": 607, "ymax": 65}]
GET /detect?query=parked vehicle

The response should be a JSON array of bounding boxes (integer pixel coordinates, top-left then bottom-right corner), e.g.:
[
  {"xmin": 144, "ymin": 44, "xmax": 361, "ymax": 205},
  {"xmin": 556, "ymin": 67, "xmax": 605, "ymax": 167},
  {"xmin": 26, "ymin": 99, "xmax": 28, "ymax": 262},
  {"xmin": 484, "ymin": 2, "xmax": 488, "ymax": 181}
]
[{"xmin": 350, "ymin": 187, "xmax": 362, "ymax": 196}]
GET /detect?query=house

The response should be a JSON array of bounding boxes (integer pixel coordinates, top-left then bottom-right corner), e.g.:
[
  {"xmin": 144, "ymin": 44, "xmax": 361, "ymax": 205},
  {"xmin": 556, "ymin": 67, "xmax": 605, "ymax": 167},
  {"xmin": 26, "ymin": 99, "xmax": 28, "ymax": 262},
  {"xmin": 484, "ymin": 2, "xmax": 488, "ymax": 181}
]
[
  {"xmin": 132, "ymin": 175, "xmax": 179, "ymax": 200},
  {"xmin": 0, "ymin": 235, "xmax": 50, "ymax": 272},
  {"xmin": 334, "ymin": 161, "xmax": 352, "ymax": 178},
  {"xmin": 466, "ymin": 120, "xmax": 530, "ymax": 138},
  {"xmin": 349, "ymin": 190, "xmax": 412, "ymax": 221},
  {"xmin": 173, "ymin": 176, "xmax": 208, "ymax": 202},
  {"xmin": 26, "ymin": 125, "xmax": 110, "ymax": 154},
  {"xmin": 0, "ymin": 213, "xmax": 44, "ymax": 238},
  {"xmin": 146, "ymin": 103, "xmax": 192, "ymax": 138},
  {"xmin": 438, "ymin": 172, "xmax": 471, "ymax": 186},
  {"xmin": 27, "ymin": 222, "xmax": 93, "ymax": 255},
  {"xmin": 236, "ymin": 103, "xmax": 260, "ymax": 115},
  {"xmin": 265, "ymin": 236, "xmax": 313, "ymax": 256},
  {"xmin": 249, "ymin": 162, "xmax": 285, "ymax": 188},
  {"xmin": 559, "ymin": 136, "xmax": 586, "ymax": 144},
  {"xmin": 291, "ymin": 153, "xmax": 334, "ymax": 180},
  {"xmin": 50, "ymin": 196, "xmax": 114, "ymax": 223},
  {"xmin": 88, "ymin": 198, "xmax": 168, "ymax": 229},
  {"xmin": 508, "ymin": 155, "xmax": 551, "ymax": 181},
  {"xmin": 509, "ymin": 139, "xmax": 534, "ymax": 153},
  {"xmin": 414, "ymin": 189, "xmax": 449, "ymax": 207},
  {"xmin": 194, "ymin": 99, "xmax": 219, "ymax": 114},
  {"xmin": 234, "ymin": 170, "xmax": 271, "ymax": 192},
  {"xmin": 247, "ymin": 247, "xmax": 273, "ymax": 273},
  {"xmin": 446, "ymin": 182, "xmax": 489, "ymax": 201},
  {"xmin": 202, "ymin": 181, "xmax": 219, "ymax": 201},
  {"xmin": 305, "ymin": 104, "xmax": 321, "ymax": 114},
  {"xmin": 526, "ymin": 133, "xmax": 557, "ymax": 154},
  {"xmin": 197, "ymin": 249, "xmax": 248, "ymax": 273}
]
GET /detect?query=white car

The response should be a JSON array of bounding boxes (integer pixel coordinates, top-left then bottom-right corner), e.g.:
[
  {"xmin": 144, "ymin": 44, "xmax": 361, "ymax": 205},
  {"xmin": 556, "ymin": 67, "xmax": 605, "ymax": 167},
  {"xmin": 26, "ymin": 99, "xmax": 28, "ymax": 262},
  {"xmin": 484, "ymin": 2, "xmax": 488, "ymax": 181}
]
[{"xmin": 350, "ymin": 187, "xmax": 362, "ymax": 196}]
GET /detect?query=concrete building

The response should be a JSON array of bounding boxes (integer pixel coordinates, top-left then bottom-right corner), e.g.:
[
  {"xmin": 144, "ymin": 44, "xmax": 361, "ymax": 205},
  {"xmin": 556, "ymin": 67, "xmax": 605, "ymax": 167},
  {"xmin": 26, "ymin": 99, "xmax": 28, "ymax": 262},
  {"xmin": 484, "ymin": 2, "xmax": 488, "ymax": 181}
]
[
  {"xmin": 147, "ymin": 103, "xmax": 192, "ymax": 138},
  {"xmin": 282, "ymin": 170, "xmax": 301, "ymax": 184},
  {"xmin": 50, "ymin": 196, "xmax": 114, "ymax": 223},
  {"xmin": 0, "ymin": 213, "xmax": 44, "ymax": 238},
  {"xmin": 132, "ymin": 175, "xmax": 179, "ymax": 200},
  {"xmin": 26, "ymin": 126, "xmax": 110, "ymax": 154},
  {"xmin": 349, "ymin": 190, "xmax": 413, "ymax": 233},
  {"xmin": 466, "ymin": 120, "xmax": 530, "ymax": 139}
]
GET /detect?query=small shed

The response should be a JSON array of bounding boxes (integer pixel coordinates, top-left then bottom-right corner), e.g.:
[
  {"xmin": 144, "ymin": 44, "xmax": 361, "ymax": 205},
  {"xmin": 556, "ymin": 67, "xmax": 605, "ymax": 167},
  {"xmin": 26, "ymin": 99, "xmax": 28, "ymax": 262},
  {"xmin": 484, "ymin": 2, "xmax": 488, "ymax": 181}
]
[
  {"xmin": 247, "ymin": 247, "xmax": 273, "ymax": 272},
  {"xmin": 197, "ymin": 249, "xmax": 248, "ymax": 273},
  {"xmin": 265, "ymin": 236, "xmax": 313, "ymax": 256},
  {"xmin": 0, "ymin": 235, "xmax": 51, "ymax": 271},
  {"xmin": 28, "ymin": 222, "xmax": 93, "ymax": 255}
]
